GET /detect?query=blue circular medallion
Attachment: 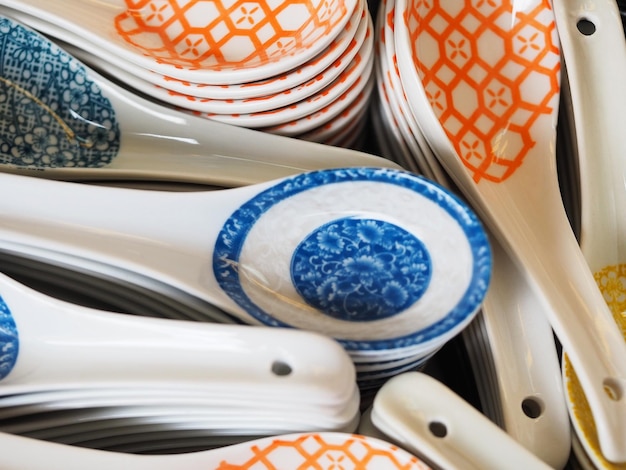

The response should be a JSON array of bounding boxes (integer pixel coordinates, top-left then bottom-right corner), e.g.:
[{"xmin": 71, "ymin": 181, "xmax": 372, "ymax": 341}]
[
  {"xmin": 213, "ymin": 167, "xmax": 492, "ymax": 351},
  {"xmin": 291, "ymin": 218, "xmax": 431, "ymax": 321},
  {"xmin": 0, "ymin": 294, "xmax": 18, "ymax": 380}
]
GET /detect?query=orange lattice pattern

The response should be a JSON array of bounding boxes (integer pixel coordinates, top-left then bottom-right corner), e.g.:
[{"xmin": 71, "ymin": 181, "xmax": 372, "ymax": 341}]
[
  {"xmin": 406, "ymin": 0, "xmax": 560, "ymax": 182},
  {"xmin": 114, "ymin": 0, "xmax": 351, "ymax": 70},
  {"xmin": 216, "ymin": 433, "xmax": 430, "ymax": 469}
]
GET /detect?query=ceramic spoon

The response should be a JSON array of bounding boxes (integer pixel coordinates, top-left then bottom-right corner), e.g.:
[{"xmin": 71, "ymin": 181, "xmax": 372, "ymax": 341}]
[
  {"xmin": 0, "ymin": 0, "xmax": 359, "ymax": 84},
  {"xmin": 0, "ymin": 166, "xmax": 492, "ymax": 357},
  {"xmin": 0, "ymin": 270, "xmax": 357, "ymax": 402},
  {"xmin": 394, "ymin": 0, "xmax": 626, "ymax": 461},
  {"xmin": 0, "ymin": 16, "xmax": 399, "ymax": 187},
  {"xmin": 554, "ymin": 0, "xmax": 626, "ymax": 466},
  {"xmin": 370, "ymin": 372, "xmax": 552, "ymax": 469},
  {"xmin": 0, "ymin": 431, "xmax": 431, "ymax": 470}
]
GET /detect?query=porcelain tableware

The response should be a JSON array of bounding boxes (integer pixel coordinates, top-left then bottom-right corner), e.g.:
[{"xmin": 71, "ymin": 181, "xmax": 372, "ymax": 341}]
[
  {"xmin": 0, "ymin": 16, "xmax": 399, "ymax": 186},
  {"xmin": 0, "ymin": 166, "xmax": 492, "ymax": 385},
  {"xmin": 394, "ymin": 0, "xmax": 626, "ymax": 460},
  {"xmin": 369, "ymin": 372, "xmax": 553, "ymax": 469},
  {"xmin": 0, "ymin": 2, "xmax": 363, "ymax": 101},
  {"xmin": 0, "ymin": 431, "xmax": 431, "ymax": 470},
  {"xmin": 0, "ymin": 0, "xmax": 359, "ymax": 85},
  {"xmin": 0, "ymin": 270, "xmax": 358, "ymax": 399},
  {"xmin": 57, "ymin": 8, "xmax": 370, "ymax": 116},
  {"xmin": 555, "ymin": 0, "xmax": 626, "ymax": 465}
]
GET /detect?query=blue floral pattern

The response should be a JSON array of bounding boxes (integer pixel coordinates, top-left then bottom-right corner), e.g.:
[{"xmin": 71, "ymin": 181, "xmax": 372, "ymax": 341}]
[
  {"xmin": 0, "ymin": 17, "xmax": 120, "ymax": 168},
  {"xmin": 291, "ymin": 218, "xmax": 431, "ymax": 321},
  {"xmin": 213, "ymin": 167, "xmax": 492, "ymax": 350},
  {"xmin": 0, "ymin": 295, "xmax": 18, "ymax": 380}
]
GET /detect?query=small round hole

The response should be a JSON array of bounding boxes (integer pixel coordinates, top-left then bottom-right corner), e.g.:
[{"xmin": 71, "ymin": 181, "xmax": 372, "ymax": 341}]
[
  {"xmin": 271, "ymin": 360, "xmax": 292, "ymax": 376},
  {"xmin": 428, "ymin": 421, "xmax": 447, "ymax": 438},
  {"xmin": 577, "ymin": 18, "xmax": 596, "ymax": 35},
  {"xmin": 603, "ymin": 378, "xmax": 624, "ymax": 401},
  {"xmin": 521, "ymin": 397, "xmax": 544, "ymax": 419}
]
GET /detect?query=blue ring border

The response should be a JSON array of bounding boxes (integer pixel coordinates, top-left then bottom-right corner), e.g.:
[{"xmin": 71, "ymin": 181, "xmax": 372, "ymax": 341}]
[{"xmin": 212, "ymin": 167, "xmax": 492, "ymax": 351}]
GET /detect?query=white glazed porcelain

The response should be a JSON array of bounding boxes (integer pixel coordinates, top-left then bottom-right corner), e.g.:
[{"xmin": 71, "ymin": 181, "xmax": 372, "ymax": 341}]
[
  {"xmin": 0, "ymin": 431, "xmax": 431, "ymax": 470},
  {"xmin": 0, "ymin": 270, "xmax": 358, "ymax": 400},
  {"xmin": 0, "ymin": 2, "xmax": 363, "ymax": 101},
  {"xmin": 201, "ymin": 29, "xmax": 374, "ymax": 128},
  {"xmin": 393, "ymin": 0, "xmax": 626, "ymax": 461},
  {"xmin": 0, "ymin": 167, "xmax": 492, "ymax": 375},
  {"xmin": 0, "ymin": 16, "xmax": 398, "ymax": 186},
  {"xmin": 263, "ymin": 65, "xmax": 375, "ymax": 137},
  {"xmin": 57, "ymin": 4, "xmax": 369, "ymax": 116},
  {"xmin": 376, "ymin": 1, "xmax": 571, "ymax": 462},
  {"xmin": 369, "ymin": 372, "xmax": 553, "ymax": 470},
  {"xmin": 464, "ymin": 240, "xmax": 571, "ymax": 469},
  {"xmin": 554, "ymin": 0, "xmax": 626, "ymax": 466},
  {"xmin": 0, "ymin": 0, "xmax": 359, "ymax": 84}
]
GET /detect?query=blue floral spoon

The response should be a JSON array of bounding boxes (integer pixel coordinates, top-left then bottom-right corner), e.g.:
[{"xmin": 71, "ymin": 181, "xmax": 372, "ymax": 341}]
[
  {"xmin": 0, "ymin": 16, "xmax": 398, "ymax": 187},
  {"xmin": 0, "ymin": 166, "xmax": 491, "ymax": 355}
]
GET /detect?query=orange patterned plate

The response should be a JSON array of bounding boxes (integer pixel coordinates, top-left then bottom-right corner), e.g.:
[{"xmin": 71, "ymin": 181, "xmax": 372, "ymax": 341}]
[{"xmin": 1, "ymin": 0, "xmax": 359, "ymax": 84}]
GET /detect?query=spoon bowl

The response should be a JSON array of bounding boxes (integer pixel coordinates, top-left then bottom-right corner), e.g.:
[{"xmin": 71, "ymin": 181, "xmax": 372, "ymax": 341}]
[
  {"xmin": 394, "ymin": 0, "xmax": 626, "ymax": 460},
  {"xmin": 0, "ymin": 16, "xmax": 398, "ymax": 187},
  {"xmin": 0, "ymin": 431, "xmax": 432, "ymax": 470},
  {"xmin": 0, "ymin": 0, "xmax": 359, "ymax": 84},
  {"xmin": 554, "ymin": 0, "xmax": 626, "ymax": 465}
]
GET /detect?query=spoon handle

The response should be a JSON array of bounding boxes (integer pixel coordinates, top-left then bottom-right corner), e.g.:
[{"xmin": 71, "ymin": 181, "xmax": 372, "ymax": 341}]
[
  {"xmin": 370, "ymin": 372, "xmax": 552, "ymax": 470},
  {"xmin": 555, "ymin": 0, "xmax": 626, "ymax": 266},
  {"xmin": 0, "ymin": 272, "xmax": 356, "ymax": 399},
  {"xmin": 554, "ymin": 0, "xmax": 626, "ymax": 463}
]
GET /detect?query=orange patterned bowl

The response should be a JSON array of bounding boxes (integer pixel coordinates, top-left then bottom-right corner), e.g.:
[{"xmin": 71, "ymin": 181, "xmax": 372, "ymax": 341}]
[
  {"xmin": 1, "ymin": 0, "xmax": 359, "ymax": 84},
  {"xmin": 114, "ymin": 0, "xmax": 360, "ymax": 83}
]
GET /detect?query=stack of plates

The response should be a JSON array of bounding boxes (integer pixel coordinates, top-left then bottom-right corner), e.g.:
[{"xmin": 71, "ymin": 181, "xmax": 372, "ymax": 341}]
[{"xmin": 0, "ymin": 0, "xmax": 375, "ymax": 147}]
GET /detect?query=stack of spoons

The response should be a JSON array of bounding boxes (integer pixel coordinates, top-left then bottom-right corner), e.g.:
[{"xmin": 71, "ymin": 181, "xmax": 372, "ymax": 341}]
[{"xmin": 0, "ymin": 0, "xmax": 375, "ymax": 146}]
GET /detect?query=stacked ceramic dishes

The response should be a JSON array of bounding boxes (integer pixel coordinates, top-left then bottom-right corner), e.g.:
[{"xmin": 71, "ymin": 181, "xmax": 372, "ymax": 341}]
[
  {"xmin": 371, "ymin": 0, "xmax": 574, "ymax": 466},
  {"xmin": 0, "ymin": 270, "xmax": 361, "ymax": 453},
  {"xmin": 0, "ymin": 0, "xmax": 375, "ymax": 148},
  {"xmin": 383, "ymin": 0, "xmax": 626, "ymax": 465},
  {"xmin": 0, "ymin": 164, "xmax": 492, "ymax": 401}
]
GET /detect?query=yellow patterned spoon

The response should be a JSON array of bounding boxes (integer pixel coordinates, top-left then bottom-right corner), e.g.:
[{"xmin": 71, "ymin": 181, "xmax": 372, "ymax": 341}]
[{"xmin": 555, "ymin": 0, "xmax": 626, "ymax": 466}]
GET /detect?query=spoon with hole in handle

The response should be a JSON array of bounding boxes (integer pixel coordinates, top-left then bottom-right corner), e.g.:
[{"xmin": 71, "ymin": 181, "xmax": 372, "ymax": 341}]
[
  {"xmin": 370, "ymin": 372, "xmax": 552, "ymax": 470},
  {"xmin": 0, "ymin": 166, "xmax": 492, "ymax": 359},
  {"xmin": 394, "ymin": 0, "xmax": 626, "ymax": 461},
  {"xmin": 554, "ymin": 0, "xmax": 626, "ymax": 466},
  {"xmin": 0, "ymin": 16, "xmax": 399, "ymax": 187},
  {"xmin": 0, "ymin": 269, "xmax": 357, "ymax": 405},
  {"xmin": 0, "ymin": 431, "xmax": 431, "ymax": 470}
]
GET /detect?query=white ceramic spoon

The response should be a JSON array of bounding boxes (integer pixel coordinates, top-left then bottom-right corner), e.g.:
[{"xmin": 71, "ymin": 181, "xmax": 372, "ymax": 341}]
[
  {"xmin": 394, "ymin": 0, "xmax": 626, "ymax": 461},
  {"xmin": 0, "ymin": 270, "xmax": 357, "ymax": 403},
  {"xmin": 370, "ymin": 372, "xmax": 552, "ymax": 470},
  {"xmin": 0, "ymin": 3, "xmax": 364, "ymax": 101},
  {"xmin": 0, "ymin": 16, "xmax": 398, "ymax": 186},
  {"xmin": 0, "ymin": 431, "xmax": 431, "ymax": 470},
  {"xmin": 554, "ymin": 0, "xmax": 626, "ymax": 466},
  {"xmin": 0, "ymin": 0, "xmax": 359, "ymax": 85},
  {"xmin": 377, "ymin": 1, "xmax": 570, "ymax": 460},
  {"xmin": 464, "ymin": 240, "xmax": 571, "ymax": 469},
  {"xmin": 0, "ymin": 166, "xmax": 492, "ymax": 358}
]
